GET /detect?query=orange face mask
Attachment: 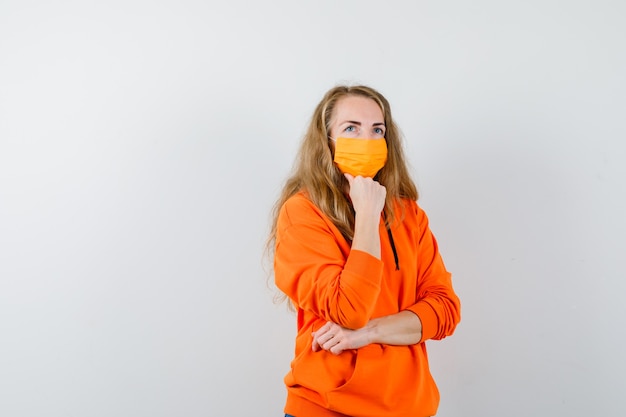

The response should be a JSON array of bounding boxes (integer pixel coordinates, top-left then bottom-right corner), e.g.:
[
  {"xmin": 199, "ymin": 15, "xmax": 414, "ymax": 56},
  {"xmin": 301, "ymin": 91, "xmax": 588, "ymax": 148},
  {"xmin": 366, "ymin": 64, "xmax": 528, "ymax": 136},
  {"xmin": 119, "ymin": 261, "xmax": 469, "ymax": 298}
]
[{"xmin": 333, "ymin": 137, "xmax": 388, "ymax": 178}]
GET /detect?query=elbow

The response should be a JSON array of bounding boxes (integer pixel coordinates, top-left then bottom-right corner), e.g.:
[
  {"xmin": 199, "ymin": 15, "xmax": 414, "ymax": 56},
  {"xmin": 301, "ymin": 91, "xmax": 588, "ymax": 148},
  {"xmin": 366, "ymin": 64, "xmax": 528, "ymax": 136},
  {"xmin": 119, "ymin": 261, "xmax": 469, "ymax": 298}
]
[
  {"xmin": 433, "ymin": 298, "xmax": 461, "ymax": 340},
  {"xmin": 412, "ymin": 294, "xmax": 461, "ymax": 341},
  {"xmin": 326, "ymin": 283, "xmax": 379, "ymax": 330},
  {"xmin": 339, "ymin": 315, "xmax": 369, "ymax": 330},
  {"xmin": 331, "ymin": 303, "xmax": 373, "ymax": 330}
]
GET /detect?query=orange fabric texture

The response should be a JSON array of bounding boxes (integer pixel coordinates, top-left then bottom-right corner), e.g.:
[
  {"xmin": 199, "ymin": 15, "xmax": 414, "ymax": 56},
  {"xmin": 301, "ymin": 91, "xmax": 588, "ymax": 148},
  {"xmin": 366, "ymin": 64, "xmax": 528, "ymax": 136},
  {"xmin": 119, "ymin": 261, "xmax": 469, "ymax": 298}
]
[{"xmin": 274, "ymin": 192, "xmax": 461, "ymax": 417}]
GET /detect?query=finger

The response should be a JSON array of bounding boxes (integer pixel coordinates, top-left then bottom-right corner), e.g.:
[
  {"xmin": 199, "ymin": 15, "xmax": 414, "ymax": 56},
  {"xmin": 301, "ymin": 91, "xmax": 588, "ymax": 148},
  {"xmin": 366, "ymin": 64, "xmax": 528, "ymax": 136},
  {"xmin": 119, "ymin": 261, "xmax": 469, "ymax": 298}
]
[
  {"xmin": 312, "ymin": 330, "xmax": 327, "ymax": 352},
  {"xmin": 312, "ymin": 328, "xmax": 329, "ymax": 350},
  {"xmin": 344, "ymin": 173, "xmax": 354, "ymax": 185},
  {"xmin": 323, "ymin": 329, "xmax": 344, "ymax": 347},
  {"xmin": 313, "ymin": 324, "xmax": 329, "ymax": 339},
  {"xmin": 312, "ymin": 338, "xmax": 320, "ymax": 352},
  {"xmin": 330, "ymin": 342, "xmax": 345, "ymax": 355},
  {"xmin": 313, "ymin": 322, "xmax": 329, "ymax": 336},
  {"xmin": 318, "ymin": 332, "xmax": 335, "ymax": 346},
  {"xmin": 315, "ymin": 322, "xmax": 340, "ymax": 347},
  {"xmin": 311, "ymin": 327, "xmax": 317, "ymax": 345},
  {"xmin": 322, "ymin": 337, "xmax": 339, "ymax": 351}
]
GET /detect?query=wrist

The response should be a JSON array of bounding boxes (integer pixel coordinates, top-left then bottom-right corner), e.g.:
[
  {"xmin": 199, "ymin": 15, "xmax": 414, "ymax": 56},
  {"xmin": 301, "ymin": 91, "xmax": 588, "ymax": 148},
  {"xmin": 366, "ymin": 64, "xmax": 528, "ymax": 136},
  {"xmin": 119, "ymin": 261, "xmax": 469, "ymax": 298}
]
[
  {"xmin": 364, "ymin": 318, "xmax": 381, "ymax": 345},
  {"xmin": 352, "ymin": 216, "xmax": 382, "ymax": 258},
  {"xmin": 355, "ymin": 208, "xmax": 382, "ymax": 222}
]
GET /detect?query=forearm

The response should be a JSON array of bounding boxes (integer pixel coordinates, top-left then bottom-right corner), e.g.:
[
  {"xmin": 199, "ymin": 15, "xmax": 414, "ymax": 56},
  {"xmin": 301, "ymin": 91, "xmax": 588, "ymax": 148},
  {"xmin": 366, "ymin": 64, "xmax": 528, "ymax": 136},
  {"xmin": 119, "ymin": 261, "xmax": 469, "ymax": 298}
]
[
  {"xmin": 365, "ymin": 310, "xmax": 423, "ymax": 346},
  {"xmin": 312, "ymin": 310, "xmax": 423, "ymax": 354},
  {"xmin": 346, "ymin": 174, "xmax": 385, "ymax": 260},
  {"xmin": 350, "ymin": 214, "xmax": 381, "ymax": 259}
]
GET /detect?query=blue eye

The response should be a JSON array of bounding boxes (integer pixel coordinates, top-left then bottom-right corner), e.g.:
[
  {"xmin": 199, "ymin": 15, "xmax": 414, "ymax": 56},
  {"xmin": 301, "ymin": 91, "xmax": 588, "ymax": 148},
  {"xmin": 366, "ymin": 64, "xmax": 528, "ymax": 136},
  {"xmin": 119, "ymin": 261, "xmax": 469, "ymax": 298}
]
[
  {"xmin": 374, "ymin": 127, "xmax": 384, "ymax": 135},
  {"xmin": 344, "ymin": 126, "xmax": 356, "ymax": 132}
]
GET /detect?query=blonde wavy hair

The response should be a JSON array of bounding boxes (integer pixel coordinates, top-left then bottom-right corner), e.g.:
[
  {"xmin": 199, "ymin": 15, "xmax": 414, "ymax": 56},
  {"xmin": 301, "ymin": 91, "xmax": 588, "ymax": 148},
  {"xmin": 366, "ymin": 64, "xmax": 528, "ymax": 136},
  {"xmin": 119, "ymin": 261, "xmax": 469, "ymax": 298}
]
[{"xmin": 266, "ymin": 85, "xmax": 418, "ymax": 275}]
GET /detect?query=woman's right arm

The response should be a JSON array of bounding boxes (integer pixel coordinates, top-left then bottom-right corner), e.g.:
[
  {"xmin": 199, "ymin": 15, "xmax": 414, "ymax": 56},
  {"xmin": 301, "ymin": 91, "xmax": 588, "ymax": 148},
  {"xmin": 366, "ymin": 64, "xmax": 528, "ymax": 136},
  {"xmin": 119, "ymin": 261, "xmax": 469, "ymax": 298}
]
[
  {"xmin": 344, "ymin": 174, "xmax": 386, "ymax": 260},
  {"xmin": 274, "ymin": 179, "xmax": 386, "ymax": 329}
]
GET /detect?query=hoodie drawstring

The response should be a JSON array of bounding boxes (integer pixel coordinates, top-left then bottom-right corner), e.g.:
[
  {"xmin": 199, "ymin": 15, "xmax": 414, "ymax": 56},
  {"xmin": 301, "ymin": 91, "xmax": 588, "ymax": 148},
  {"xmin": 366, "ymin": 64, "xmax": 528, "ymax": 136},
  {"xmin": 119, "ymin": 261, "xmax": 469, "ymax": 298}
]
[{"xmin": 383, "ymin": 211, "xmax": 400, "ymax": 271}]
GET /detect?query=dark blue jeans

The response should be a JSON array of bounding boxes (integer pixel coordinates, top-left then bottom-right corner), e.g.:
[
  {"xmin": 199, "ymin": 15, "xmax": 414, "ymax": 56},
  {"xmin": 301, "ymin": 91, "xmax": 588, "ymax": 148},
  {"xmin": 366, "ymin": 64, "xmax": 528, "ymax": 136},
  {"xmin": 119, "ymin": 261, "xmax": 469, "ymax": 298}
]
[{"xmin": 285, "ymin": 415, "xmax": 295, "ymax": 417}]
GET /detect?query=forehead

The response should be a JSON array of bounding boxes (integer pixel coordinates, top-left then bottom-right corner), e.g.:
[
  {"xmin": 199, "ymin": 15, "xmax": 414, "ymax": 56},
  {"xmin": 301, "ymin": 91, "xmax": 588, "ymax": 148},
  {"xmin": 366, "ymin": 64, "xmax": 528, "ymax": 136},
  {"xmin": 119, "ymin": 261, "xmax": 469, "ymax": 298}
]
[{"xmin": 332, "ymin": 95, "xmax": 384, "ymax": 122}]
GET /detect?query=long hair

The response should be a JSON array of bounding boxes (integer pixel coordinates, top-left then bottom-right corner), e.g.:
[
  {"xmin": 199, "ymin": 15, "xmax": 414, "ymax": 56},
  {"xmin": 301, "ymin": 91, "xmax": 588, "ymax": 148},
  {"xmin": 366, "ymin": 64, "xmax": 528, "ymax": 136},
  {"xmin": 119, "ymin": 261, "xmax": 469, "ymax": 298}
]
[{"xmin": 265, "ymin": 85, "xmax": 418, "ymax": 293}]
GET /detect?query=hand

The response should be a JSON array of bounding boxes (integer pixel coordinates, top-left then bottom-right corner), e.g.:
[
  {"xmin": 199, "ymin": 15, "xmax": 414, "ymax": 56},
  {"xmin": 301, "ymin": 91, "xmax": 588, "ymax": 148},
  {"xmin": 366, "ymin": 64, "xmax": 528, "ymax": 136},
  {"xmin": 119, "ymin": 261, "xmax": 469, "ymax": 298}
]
[
  {"xmin": 344, "ymin": 173, "xmax": 386, "ymax": 219},
  {"xmin": 311, "ymin": 321, "xmax": 372, "ymax": 355}
]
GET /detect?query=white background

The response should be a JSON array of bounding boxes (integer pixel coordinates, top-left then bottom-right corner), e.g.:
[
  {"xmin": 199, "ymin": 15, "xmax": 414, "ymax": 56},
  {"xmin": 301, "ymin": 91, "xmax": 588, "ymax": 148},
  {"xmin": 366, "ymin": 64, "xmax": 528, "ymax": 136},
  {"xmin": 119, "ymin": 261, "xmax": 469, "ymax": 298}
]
[{"xmin": 1, "ymin": 1, "xmax": 625, "ymax": 416}]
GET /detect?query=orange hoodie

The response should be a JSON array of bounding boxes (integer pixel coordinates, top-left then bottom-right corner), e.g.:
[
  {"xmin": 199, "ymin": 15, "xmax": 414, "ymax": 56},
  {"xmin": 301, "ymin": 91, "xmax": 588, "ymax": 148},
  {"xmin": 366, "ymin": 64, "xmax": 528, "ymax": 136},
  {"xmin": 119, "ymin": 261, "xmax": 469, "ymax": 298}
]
[{"xmin": 275, "ymin": 192, "xmax": 461, "ymax": 417}]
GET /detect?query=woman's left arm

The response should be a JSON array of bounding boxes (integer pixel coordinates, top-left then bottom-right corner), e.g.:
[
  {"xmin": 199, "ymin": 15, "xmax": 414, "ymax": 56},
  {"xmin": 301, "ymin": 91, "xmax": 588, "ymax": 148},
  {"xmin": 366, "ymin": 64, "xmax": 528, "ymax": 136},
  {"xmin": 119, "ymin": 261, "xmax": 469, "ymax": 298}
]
[{"xmin": 312, "ymin": 310, "xmax": 422, "ymax": 355}]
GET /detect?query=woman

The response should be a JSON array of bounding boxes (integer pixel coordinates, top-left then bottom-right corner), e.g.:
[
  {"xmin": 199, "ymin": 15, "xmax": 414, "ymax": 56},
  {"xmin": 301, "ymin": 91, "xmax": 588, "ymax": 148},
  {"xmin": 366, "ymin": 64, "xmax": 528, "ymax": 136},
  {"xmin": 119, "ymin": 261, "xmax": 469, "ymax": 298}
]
[{"xmin": 268, "ymin": 85, "xmax": 461, "ymax": 417}]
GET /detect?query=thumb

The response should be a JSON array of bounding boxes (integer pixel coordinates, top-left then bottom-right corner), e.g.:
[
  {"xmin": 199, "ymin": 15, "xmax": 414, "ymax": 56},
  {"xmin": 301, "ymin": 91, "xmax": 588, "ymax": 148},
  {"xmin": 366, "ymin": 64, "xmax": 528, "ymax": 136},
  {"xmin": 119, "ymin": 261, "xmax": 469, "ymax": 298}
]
[{"xmin": 344, "ymin": 173, "xmax": 354, "ymax": 185}]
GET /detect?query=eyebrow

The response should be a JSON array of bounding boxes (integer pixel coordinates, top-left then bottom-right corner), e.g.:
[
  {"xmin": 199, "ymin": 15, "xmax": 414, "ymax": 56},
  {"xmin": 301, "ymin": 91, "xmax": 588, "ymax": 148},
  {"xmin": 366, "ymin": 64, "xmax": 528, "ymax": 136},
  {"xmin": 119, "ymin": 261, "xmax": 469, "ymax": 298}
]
[{"xmin": 340, "ymin": 120, "xmax": 386, "ymax": 127}]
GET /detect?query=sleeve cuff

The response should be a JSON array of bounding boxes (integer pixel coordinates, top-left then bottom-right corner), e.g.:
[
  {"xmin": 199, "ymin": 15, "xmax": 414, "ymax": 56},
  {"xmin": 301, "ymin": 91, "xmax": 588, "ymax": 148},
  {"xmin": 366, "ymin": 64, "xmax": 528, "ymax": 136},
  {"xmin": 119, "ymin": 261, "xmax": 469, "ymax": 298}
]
[{"xmin": 408, "ymin": 301, "xmax": 439, "ymax": 343}]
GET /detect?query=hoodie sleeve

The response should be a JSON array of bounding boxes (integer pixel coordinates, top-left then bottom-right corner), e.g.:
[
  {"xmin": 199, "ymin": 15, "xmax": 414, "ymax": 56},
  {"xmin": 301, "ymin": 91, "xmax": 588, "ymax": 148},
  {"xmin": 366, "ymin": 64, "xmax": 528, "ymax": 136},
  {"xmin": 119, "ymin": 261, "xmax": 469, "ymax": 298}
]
[
  {"xmin": 274, "ymin": 194, "xmax": 384, "ymax": 329},
  {"xmin": 406, "ymin": 205, "xmax": 461, "ymax": 342}
]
